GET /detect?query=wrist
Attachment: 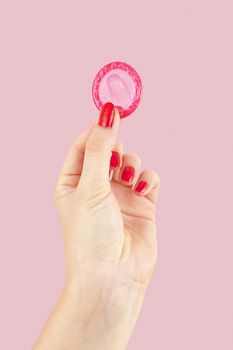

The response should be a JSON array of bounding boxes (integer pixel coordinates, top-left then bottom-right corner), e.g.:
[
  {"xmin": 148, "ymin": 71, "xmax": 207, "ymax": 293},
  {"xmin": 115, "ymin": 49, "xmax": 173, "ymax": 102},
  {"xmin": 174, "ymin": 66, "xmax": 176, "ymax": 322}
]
[{"xmin": 62, "ymin": 264, "xmax": 146, "ymax": 350}]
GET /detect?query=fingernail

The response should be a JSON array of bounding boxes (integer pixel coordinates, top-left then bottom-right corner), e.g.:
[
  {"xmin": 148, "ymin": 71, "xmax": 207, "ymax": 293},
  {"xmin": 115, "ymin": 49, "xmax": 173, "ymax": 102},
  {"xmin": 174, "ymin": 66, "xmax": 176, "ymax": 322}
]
[
  {"xmin": 135, "ymin": 181, "xmax": 148, "ymax": 194},
  {"xmin": 121, "ymin": 166, "xmax": 135, "ymax": 182},
  {"xmin": 98, "ymin": 102, "xmax": 115, "ymax": 127},
  {"xmin": 110, "ymin": 151, "xmax": 121, "ymax": 169}
]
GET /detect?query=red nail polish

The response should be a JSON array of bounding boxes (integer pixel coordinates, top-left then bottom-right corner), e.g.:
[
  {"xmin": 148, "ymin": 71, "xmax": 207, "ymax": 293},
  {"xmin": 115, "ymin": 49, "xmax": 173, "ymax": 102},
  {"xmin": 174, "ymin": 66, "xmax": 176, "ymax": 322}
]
[
  {"xmin": 110, "ymin": 151, "xmax": 120, "ymax": 168},
  {"xmin": 135, "ymin": 181, "xmax": 148, "ymax": 194},
  {"xmin": 121, "ymin": 166, "xmax": 135, "ymax": 182},
  {"xmin": 98, "ymin": 102, "xmax": 115, "ymax": 127}
]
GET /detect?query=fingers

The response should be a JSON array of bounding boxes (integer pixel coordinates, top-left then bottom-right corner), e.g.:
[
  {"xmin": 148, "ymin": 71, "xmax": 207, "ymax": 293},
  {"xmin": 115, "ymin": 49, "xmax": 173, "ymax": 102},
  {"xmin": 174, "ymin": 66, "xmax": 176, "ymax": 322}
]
[
  {"xmin": 113, "ymin": 152, "xmax": 142, "ymax": 187},
  {"xmin": 56, "ymin": 102, "xmax": 120, "ymax": 195},
  {"xmin": 109, "ymin": 141, "xmax": 123, "ymax": 181},
  {"xmin": 112, "ymin": 152, "xmax": 160, "ymax": 204},
  {"xmin": 80, "ymin": 103, "xmax": 121, "ymax": 184},
  {"xmin": 110, "ymin": 141, "xmax": 123, "ymax": 170},
  {"xmin": 134, "ymin": 170, "xmax": 160, "ymax": 203},
  {"xmin": 55, "ymin": 100, "xmax": 160, "ymax": 205},
  {"xmin": 55, "ymin": 123, "xmax": 96, "ymax": 194}
]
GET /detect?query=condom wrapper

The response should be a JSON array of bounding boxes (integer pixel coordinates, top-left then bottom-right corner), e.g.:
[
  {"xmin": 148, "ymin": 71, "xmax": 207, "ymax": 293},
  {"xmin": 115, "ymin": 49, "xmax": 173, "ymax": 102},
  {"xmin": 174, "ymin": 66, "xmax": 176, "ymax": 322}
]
[{"xmin": 92, "ymin": 61, "xmax": 142, "ymax": 119}]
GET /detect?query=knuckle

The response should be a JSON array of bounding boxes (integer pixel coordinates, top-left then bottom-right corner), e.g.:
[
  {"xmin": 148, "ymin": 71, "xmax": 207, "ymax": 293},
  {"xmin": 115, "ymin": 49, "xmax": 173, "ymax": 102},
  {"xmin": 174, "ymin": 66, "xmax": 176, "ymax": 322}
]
[
  {"xmin": 143, "ymin": 169, "xmax": 161, "ymax": 186},
  {"xmin": 124, "ymin": 152, "xmax": 142, "ymax": 165},
  {"xmin": 151, "ymin": 171, "xmax": 161, "ymax": 187},
  {"xmin": 115, "ymin": 140, "xmax": 123, "ymax": 152},
  {"xmin": 85, "ymin": 138, "xmax": 109, "ymax": 155}
]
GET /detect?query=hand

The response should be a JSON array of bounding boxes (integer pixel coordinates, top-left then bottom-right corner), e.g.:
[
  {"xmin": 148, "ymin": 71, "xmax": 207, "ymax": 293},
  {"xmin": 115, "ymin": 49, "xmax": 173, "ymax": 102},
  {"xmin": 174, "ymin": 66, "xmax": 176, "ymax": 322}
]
[{"xmin": 33, "ymin": 102, "xmax": 160, "ymax": 350}]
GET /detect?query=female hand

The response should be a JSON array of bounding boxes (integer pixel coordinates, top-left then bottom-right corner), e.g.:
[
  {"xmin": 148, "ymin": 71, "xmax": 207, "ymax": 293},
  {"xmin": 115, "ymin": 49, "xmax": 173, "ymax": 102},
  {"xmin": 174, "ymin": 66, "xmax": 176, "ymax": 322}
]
[{"xmin": 33, "ymin": 102, "xmax": 160, "ymax": 350}]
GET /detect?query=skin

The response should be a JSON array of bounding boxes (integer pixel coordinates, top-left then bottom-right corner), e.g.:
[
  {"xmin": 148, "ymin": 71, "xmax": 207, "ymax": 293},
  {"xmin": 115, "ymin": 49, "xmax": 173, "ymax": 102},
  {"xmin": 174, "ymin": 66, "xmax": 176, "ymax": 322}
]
[{"xmin": 33, "ymin": 107, "xmax": 160, "ymax": 350}]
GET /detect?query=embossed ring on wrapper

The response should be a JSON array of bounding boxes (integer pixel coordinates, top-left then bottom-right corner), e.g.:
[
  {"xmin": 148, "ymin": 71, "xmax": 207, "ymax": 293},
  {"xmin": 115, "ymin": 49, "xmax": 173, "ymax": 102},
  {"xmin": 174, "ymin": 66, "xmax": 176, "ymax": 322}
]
[{"xmin": 92, "ymin": 61, "xmax": 143, "ymax": 119}]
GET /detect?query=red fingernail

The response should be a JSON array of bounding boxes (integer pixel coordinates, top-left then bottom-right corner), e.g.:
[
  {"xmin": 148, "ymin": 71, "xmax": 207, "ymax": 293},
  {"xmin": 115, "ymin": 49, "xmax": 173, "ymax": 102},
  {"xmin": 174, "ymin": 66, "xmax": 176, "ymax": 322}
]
[
  {"xmin": 135, "ymin": 181, "xmax": 148, "ymax": 194},
  {"xmin": 110, "ymin": 151, "xmax": 120, "ymax": 169},
  {"xmin": 121, "ymin": 166, "xmax": 135, "ymax": 182},
  {"xmin": 98, "ymin": 102, "xmax": 115, "ymax": 127}
]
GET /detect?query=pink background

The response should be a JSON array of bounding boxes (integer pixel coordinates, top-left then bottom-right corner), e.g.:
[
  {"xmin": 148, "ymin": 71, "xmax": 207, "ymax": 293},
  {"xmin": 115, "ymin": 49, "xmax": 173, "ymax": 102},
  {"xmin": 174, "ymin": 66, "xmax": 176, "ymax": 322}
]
[{"xmin": 0, "ymin": 1, "xmax": 232, "ymax": 349}]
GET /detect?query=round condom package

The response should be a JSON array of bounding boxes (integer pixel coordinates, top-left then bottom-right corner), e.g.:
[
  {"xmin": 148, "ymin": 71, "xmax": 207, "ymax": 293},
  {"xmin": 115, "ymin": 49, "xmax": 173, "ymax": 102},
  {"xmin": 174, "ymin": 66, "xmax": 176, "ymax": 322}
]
[{"xmin": 92, "ymin": 61, "xmax": 142, "ymax": 119}]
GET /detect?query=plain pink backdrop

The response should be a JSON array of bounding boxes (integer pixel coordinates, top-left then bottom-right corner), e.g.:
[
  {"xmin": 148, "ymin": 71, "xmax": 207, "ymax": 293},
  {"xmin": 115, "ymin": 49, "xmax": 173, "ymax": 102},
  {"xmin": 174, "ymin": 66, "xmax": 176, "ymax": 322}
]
[{"xmin": 0, "ymin": 0, "xmax": 232, "ymax": 349}]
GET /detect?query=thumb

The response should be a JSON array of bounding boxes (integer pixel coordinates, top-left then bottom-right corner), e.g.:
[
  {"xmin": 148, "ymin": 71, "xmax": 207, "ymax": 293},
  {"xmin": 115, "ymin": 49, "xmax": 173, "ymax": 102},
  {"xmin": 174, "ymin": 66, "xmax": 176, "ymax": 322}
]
[{"xmin": 80, "ymin": 102, "xmax": 120, "ymax": 183}]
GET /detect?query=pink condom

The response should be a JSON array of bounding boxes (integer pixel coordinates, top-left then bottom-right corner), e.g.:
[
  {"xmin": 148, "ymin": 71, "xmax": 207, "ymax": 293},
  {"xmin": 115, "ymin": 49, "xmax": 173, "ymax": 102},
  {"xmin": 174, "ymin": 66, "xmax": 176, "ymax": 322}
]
[{"xmin": 92, "ymin": 61, "xmax": 142, "ymax": 119}]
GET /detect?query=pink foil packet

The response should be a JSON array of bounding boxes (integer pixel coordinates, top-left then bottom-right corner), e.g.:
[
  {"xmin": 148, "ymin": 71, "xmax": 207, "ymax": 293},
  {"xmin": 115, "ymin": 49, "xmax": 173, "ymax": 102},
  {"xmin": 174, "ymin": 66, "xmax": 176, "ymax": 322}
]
[{"xmin": 92, "ymin": 61, "xmax": 143, "ymax": 118}]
